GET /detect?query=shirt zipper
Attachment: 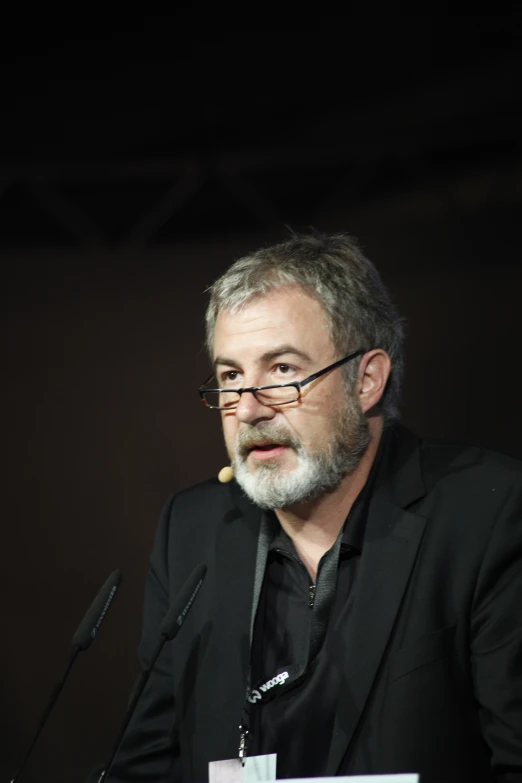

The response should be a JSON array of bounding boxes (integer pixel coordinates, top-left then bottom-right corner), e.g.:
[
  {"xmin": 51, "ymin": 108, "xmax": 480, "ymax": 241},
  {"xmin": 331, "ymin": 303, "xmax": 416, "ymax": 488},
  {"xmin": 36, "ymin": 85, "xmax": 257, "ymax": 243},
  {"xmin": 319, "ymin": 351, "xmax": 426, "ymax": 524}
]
[{"xmin": 274, "ymin": 548, "xmax": 318, "ymax": 609}]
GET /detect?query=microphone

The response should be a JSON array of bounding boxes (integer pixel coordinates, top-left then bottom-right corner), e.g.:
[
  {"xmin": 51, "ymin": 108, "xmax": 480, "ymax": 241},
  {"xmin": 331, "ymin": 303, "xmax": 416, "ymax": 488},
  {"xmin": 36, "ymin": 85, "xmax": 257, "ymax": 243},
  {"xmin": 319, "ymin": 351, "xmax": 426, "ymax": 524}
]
[
  {"xmin": 98, "ymin": 563, "xmax": 207, "ymax": 783},
  {"xmin": 72, "ymin": 570, "xmax": 123, "ymax": 650},
  {"xmin": 218, "ymin": 466, "xmax": 234, "ymax": 483},
  {"xmin": 10, "ymin": 569, "xmax": 123, "ymax": 783}
]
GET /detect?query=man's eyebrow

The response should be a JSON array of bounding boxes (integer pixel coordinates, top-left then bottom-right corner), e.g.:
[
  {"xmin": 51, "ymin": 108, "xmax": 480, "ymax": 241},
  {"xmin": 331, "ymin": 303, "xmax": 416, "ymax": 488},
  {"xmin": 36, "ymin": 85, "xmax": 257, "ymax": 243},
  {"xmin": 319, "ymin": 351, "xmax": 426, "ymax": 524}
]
[
  {"xmin": 259, "ymin": 346, "xmax": 312, "ymax": 364},
  {"xmin": 214, "ymin": 346, "xmax": 312, "ymax": 369},
  {"xmin": 213, "ymin": 355, "xmax": 238, "ymax": 369}
]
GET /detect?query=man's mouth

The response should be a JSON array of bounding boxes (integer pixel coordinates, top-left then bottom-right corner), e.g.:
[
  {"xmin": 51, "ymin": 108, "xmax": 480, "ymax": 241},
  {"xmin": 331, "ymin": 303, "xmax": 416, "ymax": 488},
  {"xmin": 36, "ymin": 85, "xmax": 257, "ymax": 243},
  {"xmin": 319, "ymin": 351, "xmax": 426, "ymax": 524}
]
[
  {"xmin": 247, "ymin": 443, "xmax": 289, "ymax": 459},
  {"xmin": 236, "ymin": 427, "xmax": 298, "ymax": 462}
]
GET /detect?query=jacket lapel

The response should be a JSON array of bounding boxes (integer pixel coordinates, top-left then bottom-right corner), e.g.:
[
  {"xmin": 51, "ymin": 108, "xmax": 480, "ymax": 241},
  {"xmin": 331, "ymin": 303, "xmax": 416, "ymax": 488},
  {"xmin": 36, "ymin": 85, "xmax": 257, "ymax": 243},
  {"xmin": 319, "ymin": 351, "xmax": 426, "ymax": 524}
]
[
  {"xmin": 191, "ymin": 482, "xmax": 262, "ymax": 775},
  {"xmin": 326, "ymin": 426, "xmax": 428, "ymax": 774}
]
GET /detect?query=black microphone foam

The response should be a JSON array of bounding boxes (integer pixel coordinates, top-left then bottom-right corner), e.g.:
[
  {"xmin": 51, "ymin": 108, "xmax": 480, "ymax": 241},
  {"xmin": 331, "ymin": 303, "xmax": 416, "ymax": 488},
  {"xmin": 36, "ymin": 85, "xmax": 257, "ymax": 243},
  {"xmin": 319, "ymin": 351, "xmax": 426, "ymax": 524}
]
[
  {"xmin": 160, "ymin": 563, "xmax": 207, "ymax": 640},
  {"xmin": 72, "ymin": 569, "xmax": 123, "ymax": 650},
  {"xmin": 10, "ymin": 569, "xmax": 123, "ymax": 783}
]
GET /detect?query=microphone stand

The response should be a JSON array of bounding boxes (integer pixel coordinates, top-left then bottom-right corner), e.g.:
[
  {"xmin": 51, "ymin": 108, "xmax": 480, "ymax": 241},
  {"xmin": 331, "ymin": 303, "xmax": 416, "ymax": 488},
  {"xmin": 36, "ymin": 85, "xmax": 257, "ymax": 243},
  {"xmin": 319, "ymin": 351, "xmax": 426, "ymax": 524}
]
[
  {"xmin": 10, "ymin": 647, "xmax": 80, "ymax": 783},
  {"xmin": 97, "ymin": 636, "xmax": 166, "ymax": 782}
]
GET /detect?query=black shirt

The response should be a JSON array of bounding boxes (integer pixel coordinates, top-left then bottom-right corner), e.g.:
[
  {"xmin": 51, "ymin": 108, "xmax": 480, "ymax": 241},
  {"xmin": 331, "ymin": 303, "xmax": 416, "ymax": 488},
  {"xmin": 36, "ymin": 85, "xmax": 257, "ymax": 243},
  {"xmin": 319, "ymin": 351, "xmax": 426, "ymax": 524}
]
[{"xmin": 248, "ymin": 434, "xmax": 386, "ymax": 779}]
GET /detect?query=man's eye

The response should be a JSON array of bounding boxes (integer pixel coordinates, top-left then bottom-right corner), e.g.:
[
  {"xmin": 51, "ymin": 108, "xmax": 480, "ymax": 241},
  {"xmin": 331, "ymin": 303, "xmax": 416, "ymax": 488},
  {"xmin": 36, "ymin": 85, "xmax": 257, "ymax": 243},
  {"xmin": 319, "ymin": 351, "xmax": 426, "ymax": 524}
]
[
  {"xmin": 277, "ymin": 364, "xmax": 292, "ymax": 374},
  {"xmin": 222, "ymin": 371, "xmax": 239, "ymax": 384}
]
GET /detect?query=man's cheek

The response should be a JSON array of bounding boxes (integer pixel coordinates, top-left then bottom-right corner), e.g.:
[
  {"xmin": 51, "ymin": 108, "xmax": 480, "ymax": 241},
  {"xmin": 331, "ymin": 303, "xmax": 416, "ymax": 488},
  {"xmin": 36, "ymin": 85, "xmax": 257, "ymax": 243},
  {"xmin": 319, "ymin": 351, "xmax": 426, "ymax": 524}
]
[{"xmin": 222, "ymin": 424, "xmax": 237, "ymax": 461}]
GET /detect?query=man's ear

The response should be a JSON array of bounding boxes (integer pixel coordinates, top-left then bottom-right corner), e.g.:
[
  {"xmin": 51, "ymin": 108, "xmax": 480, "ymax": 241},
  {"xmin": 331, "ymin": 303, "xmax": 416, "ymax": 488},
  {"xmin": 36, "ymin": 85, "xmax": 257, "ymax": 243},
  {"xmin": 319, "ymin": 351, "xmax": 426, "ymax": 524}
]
[{"xmin": 357, "ymin": 349, "xmax": 391, "ymax": 414}]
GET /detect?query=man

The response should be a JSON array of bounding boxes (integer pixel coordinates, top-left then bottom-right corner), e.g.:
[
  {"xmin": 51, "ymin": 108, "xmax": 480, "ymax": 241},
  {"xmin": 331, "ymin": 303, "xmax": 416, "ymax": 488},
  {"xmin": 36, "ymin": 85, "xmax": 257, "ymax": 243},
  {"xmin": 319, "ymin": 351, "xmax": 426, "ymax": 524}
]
[{"xmin": 101, "ymin": 233, "xmax": 521, "ymax": 782}]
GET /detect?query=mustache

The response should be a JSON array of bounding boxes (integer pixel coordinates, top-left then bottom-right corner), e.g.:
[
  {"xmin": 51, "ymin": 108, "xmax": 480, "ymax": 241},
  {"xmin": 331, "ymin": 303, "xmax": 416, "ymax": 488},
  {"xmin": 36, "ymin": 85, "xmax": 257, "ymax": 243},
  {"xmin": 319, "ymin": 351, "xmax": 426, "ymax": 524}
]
[{"xmin": 235, "ymin": 424, "xmax": 300, "ymax": 459}]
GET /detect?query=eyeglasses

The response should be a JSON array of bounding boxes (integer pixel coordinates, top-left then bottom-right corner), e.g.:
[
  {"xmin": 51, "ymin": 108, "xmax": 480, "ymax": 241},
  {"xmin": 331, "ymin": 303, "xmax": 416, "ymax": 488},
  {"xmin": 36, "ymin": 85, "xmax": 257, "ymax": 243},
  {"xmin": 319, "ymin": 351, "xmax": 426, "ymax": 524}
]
[{"xmin": 199, "ymin": 349, "xmax": 366, "ymax": 410}]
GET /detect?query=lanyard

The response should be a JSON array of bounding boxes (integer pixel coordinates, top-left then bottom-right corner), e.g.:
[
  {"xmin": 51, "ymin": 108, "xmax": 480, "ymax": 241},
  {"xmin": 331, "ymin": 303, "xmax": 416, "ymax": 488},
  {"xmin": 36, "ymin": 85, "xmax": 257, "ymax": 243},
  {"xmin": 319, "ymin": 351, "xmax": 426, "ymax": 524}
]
[{"xmin": 238, "ymin": 512, "xmax": 343, "ymax": 761}]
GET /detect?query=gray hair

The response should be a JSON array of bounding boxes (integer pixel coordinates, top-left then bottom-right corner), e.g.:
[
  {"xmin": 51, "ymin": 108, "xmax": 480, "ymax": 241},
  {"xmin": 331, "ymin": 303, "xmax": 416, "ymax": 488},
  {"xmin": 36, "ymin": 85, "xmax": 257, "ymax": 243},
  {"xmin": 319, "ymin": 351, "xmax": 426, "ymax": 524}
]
[{"xmin": 205, "ymin": 232, "xmax": 405, "ymax": 421}]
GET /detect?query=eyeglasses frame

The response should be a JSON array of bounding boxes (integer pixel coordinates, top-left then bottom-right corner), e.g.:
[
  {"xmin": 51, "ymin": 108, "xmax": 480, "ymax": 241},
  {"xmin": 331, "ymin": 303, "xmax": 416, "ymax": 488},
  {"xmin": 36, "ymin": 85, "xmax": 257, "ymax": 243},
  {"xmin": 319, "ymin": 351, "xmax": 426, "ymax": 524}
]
[{"xmin": 198, "ymin": 349, "xmax": 366, "ymax": 410}]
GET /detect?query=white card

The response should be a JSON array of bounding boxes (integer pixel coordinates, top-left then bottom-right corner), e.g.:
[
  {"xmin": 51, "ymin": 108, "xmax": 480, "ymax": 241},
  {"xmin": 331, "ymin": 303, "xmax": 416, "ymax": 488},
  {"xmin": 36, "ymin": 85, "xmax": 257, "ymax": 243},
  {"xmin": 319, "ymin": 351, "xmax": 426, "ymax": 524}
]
[
  {"xmin": 282, "ymin": 776, "xmax": 419, "ymax": 783},
  {"xmin": 208, "ymin": 758, "xmax": 244, "ymax": 783},
  {"xmin": 244, "ymin": 753, "xmax": 277, "ymax": 782},
  {"xmin": 209, "ymin": 754, "xmax": 277, "ymax": 783}
]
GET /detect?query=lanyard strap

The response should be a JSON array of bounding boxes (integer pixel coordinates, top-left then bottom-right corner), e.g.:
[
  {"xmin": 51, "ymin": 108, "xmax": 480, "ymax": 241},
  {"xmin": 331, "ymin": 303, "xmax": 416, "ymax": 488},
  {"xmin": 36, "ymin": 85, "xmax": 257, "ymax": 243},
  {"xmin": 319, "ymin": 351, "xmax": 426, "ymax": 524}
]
[
  {"xmin": 249, "ymin": 512, "xmax": 274, "ymax": 647},
  {"xmin": 239, "ymin": 514, "xmax": 343, "ymax": 759}
]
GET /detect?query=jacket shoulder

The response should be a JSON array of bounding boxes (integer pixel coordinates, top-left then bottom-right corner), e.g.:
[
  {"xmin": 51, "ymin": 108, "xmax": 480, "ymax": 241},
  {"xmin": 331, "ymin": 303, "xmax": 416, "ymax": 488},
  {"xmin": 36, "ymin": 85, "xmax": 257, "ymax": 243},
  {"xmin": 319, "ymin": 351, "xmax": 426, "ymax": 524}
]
[
  {"xmin": 159, "ymin": 477, "xmax": 256, "ymax": 541},
  {"xmin": 412, "ymin": 433, "xmax": 522, "ymax": 521},
  {"xmin": 173, "ymin": 477, "xmax": 229, "ymax": 505},
  {"xmin": 418, "ymin": 434, "xmax": 521, "ymax": 485}
]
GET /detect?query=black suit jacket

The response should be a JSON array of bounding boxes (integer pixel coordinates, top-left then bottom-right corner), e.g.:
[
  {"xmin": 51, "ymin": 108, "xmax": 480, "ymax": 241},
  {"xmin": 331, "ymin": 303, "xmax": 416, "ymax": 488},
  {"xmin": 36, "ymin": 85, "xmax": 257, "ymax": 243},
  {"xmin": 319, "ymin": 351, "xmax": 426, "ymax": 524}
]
[{"xmin": 102, "ymin": 425, "xmax": 522, "ymax": 782}]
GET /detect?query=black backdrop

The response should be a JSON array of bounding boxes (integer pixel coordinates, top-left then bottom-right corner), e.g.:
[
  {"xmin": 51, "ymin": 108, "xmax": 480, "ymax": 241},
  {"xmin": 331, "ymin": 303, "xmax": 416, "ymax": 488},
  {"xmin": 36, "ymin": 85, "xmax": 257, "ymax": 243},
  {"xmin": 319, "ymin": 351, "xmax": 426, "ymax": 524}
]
[{"xmin": 3, "ymin": 14, "xmax": 522, "ymax": 782}]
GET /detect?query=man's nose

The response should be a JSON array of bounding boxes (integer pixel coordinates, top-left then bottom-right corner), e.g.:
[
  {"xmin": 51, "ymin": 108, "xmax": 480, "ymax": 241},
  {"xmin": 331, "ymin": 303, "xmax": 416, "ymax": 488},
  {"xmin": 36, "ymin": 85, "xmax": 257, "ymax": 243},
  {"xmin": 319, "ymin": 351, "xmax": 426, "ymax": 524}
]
[{"xmin": 234, "ymin": 390, "xmax": 277, "ymax": 424}]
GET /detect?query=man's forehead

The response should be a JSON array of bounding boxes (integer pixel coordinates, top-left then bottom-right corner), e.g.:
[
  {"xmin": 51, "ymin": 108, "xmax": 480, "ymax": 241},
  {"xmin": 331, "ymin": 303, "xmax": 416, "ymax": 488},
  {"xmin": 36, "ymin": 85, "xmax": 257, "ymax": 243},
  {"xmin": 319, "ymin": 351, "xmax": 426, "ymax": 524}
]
[
  {"xmin": 212, "ymin": 287, "xmax": 333, "ymax": 362},
  {"xmin": 215, "ymin": 286, "xmax": 328, "ymax": 330}
]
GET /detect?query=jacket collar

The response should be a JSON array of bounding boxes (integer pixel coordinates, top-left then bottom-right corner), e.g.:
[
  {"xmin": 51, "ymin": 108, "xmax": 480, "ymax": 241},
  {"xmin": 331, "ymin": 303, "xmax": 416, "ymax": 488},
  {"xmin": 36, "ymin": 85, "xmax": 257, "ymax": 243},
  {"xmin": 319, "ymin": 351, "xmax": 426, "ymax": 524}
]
[{"xmin": 326, "ymin": 422, "xmax": 428, "ymax": 774}]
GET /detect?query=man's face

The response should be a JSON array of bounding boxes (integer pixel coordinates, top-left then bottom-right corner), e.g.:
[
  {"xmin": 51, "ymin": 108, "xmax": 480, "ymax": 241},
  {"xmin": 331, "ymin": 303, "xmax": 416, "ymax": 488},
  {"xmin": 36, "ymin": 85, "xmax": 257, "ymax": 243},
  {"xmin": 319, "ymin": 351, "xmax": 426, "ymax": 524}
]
[{"xmin": 212, "ymin": 285, "xmax": 369, "ymax": 509}]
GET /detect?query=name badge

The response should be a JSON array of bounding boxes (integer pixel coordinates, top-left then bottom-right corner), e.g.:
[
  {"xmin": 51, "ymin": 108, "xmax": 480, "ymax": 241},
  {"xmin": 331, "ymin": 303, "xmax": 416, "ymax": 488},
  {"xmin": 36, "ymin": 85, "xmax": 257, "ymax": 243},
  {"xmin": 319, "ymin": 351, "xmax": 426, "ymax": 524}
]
[{"xmin": 209, "ymin": 753, "xmax": 277, "ymax": 783}]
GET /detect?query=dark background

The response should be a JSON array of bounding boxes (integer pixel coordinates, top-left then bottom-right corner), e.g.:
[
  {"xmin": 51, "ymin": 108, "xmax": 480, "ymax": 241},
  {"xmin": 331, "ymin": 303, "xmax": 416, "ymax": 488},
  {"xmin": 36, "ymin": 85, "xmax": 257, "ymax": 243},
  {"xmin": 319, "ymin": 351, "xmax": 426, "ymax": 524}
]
[{"xmin": 3, "ymin": 13, "xmax": 522, "ymax": 782}]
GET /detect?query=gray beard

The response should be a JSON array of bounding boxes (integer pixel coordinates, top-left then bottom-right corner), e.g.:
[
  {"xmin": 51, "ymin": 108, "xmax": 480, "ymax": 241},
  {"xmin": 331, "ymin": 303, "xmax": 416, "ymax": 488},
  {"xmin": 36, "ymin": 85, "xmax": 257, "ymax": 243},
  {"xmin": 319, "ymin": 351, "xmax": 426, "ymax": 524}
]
[{"xmin": 232, "ymin": 397, "xmax": 370, "ymax": 510}]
